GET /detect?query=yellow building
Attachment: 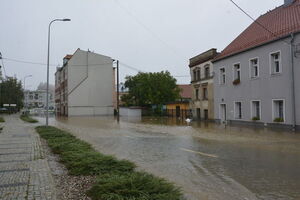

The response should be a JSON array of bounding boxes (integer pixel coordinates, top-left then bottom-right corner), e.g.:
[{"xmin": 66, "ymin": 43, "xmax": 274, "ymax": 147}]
[{"xmin": 166, "ymin": 85, "xmax": 192, "ymax": 118}]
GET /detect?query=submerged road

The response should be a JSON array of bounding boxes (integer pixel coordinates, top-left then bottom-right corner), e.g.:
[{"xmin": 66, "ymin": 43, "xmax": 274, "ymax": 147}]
[{"xmin": 38, "ymin": 116, "xmax": 300, "ymax": 200}]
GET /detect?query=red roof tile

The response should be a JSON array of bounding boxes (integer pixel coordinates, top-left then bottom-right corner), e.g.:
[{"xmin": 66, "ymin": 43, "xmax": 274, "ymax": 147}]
[
  {"xmin": 178, "ymin": 84, "xmax": 192, "ymax": 99},
  {"xmin": 214, "ymin": 0, "xmax": 300, "ymax": 61}
]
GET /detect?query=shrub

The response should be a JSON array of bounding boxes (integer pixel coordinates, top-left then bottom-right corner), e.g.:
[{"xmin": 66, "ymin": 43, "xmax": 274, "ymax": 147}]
[
  {"xmin": 0, "ymin": 117, "xmax": 4, "ymax": 123},
  {"xmin": 87, "ymin": 172, "xmax": 182, "ymax": 200},
  {"xmin": 252, "ymin": 117, "xmax": 260, "ymax": 121},
  {"xmin": 20, "ymin": 114, "xmax": 38, "ymax": 123},
  {"xmin": 274, "ymin": 118, "xmax": 284, "ymax": 123},
  {"xmin": 232, "ymin": 79, "xmax": 240, "ymax": 85},
  {"xmin": 35, "ymin": 126, "xmax": 183, "ymax": 200}
]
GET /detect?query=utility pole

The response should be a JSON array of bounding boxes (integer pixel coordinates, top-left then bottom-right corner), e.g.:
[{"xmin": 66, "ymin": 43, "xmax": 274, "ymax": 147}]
[{"xmin": 117, "ymin": 60, "xmax": 120, "ymax": 122}]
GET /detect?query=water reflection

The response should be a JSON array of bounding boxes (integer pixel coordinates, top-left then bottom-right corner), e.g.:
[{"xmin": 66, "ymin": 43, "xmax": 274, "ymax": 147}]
[{"xmin": 35, "ymin": 115, "xmax": 300, "ymax": 200}]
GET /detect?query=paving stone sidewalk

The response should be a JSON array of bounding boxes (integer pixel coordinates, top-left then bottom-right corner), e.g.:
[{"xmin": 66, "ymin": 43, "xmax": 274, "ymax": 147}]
[{"xmin": 0, "ymin": 115, "xmax": 56, "ymax": 200}]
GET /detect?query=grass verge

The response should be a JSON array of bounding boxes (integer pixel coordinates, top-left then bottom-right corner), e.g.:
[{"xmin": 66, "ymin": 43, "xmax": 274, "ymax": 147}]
[
  {"xmin": 36, "ymin": 126, "xmax": 182, "ymax": 200},
  {"xmin": 0, "ymin": 116, "xmax": 5, "ymax": 122},
  {"xmin": 20, "ymin": 114, "xmax": 38, "ymax": 123}
]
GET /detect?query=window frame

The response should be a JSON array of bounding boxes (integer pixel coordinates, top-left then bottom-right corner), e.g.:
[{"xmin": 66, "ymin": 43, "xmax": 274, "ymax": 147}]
[
  {"xmin": 269, "ymin": 51, "xmax": 282, "ymax": 75},
  {"xmin": 272, "ymin": 99, "xmax": 285, "ymax": 122},
  {"xmin": 250, "ymin": 100, "xmax": 261, "ymax": 120},
  {"xmin": 219, "ymin": 67, "xmax": 226, "ymax": 85},
  {"xmin": 249, "ymin": 57, "xmax": 260, "ymax": 79},
  {"xmin": 232, "ymin": 63, "xmax": 241, "ymax": 81},
  {"xmin": 234, "ymin": 101, "xmax": 243, "ymax": 119}
]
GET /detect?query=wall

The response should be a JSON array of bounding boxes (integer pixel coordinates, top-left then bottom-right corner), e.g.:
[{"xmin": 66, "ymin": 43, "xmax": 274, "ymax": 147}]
[
  {"xmin": 214, "ymin": 35, "xmax": 298, "ymax": 126},
  {"xmin": 294, "ymin": 34, "xmax": 300, "ymax": 127},
  {"xmin": 190, "ymin": 60, "xmax": 214, "ymax": 119},
  {"xmin": 119, "ymin": 107, "xmax": 142, "ymax": 117},
  {"xmin": 67, "ymin": 49, "xmax": 114, "ymax": 116}
]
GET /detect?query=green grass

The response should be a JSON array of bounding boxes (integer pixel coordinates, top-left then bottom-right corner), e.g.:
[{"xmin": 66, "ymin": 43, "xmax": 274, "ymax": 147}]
[
  {"xmin": 20, "ymin": 114, "xmax": 38, "ymax": 123},
  {"xmin": 35, "ymin": 126, "xmax": 182, "ymax": 200},
  {"xmin": 0, "ymin": 117, "xmax": 4, "ymax": 123}
]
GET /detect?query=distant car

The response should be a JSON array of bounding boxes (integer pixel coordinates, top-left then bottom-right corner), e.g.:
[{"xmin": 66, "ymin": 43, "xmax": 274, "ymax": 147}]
[{"xmin": 0, "ymin": 108, "xmax": 8, "ymax": 111}]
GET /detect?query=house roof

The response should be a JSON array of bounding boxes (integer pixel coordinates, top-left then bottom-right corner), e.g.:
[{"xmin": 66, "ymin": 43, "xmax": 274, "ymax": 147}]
[
  {"xmin": 64, "ymin": 54, "xmax": 73, "ymax": 60},
  {"xmin": 178, "ymin": 84, "xmax": 192, "ymax": 99},
  {"xmin": 189, "ymin": 48, "xmax": 219, "ymax": 67},
  {"xmin": 214, "ymin": 0, "xmax": 300, "ymax": 62}
]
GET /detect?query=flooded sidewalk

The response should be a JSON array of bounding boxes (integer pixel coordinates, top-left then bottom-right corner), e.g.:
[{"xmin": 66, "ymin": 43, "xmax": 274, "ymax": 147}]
[
  {"xmin": 0, "ymin": 115, "xmax": 56, "ymax": 200},
  {"xmin": 39, "ymin": 116, "xmax": 300, "ymax": 200}
]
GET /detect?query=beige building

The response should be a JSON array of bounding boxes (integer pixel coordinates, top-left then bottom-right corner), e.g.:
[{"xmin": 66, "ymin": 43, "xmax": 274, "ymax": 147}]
[
  {"xmin": 189, "ymin": 49, "xmax": 218, "ymax": 120},
  {"xmin": 55, "ymin": 49, "xmax": 114, "ymax": 116}
]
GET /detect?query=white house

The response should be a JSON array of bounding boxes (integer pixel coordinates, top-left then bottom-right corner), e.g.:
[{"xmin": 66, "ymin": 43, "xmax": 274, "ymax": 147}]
[{"xmin": 55, "ymin": 49, "xmax": 114, "ymax": 116}]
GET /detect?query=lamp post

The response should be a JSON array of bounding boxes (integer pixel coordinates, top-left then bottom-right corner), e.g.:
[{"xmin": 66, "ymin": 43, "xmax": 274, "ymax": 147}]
[
  {"xmin": 24, "ymin": 75, "xmax": 32, "ymax": 111},
  {"xmin": 46, "ymin": 18, "xmax": 71, "ymax": 126}
]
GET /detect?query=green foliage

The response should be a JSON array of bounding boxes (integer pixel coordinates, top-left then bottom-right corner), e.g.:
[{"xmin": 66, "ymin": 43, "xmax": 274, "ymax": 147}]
[
  {"xmin": 252, "ymin": 117, "xmax": 260, "ymax": 121},
  {"xmin": 122, "ymin": 71, "xmax": 180, "ymax": 106},
  {"xmin": 0, "ymin": 77, "xmax": 24, "ymax": 110},
  {"xmin": 274, "ymin": 118, "xmax": 284, "ymax": 123},
  {"xmin": 36, "ymin": 126, "xmax": 182, "ymax": 200},
  {"xmin": 0, "ymin": 117, "xmax": 4, "ymax": 122},
  {"xmin": 35, "ymin": 126, "xmax": 135, "ymax": 175},
  {"xmin": 87, "ymin": 172, "xmax": 182, "ymax": 200},
  {"xmin": 20, "ymin": 114, "xmax": 38, "ymax": 123}
]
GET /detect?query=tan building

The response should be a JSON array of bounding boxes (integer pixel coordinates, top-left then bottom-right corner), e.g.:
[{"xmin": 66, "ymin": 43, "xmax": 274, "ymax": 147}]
[
  {"xmin": 55, "ymin": 49, "xmax": 114, "ymax": 116},
  {"xmin": 189, "ymin": 49, "xmax": 218, "ymax": 120}
]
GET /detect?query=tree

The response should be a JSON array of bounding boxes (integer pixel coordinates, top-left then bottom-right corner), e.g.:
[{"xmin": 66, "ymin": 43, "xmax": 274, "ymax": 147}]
[
  {"xmin": 0, "ymin": 77, "xmax": 24, "ymax": 110},
  {"xmin": 121, "ymin": 71, "xmax": 180, "ymax": 107}
]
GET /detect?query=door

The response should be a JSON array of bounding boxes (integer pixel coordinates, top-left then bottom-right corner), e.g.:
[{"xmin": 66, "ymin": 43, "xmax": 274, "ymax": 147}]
[
  {"xmin": 220, "ymin": 104, "xmax": 227, "ymax": 123},
  {"xmin": 196, "ymin": 108, "xmax": 201, "ymax": 119},
  {"xmin": 204, "ymin": 109, "xmax": 209, "ymax": 120},
  {"xmin": 176, "ymin": 106, "xmax": 180, "ymax": 117}
]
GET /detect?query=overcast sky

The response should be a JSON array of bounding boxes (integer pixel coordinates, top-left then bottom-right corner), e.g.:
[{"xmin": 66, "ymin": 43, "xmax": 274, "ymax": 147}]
[{"xmin": 0, "ymin": 0, "xmax": 283, "ymax": 90}]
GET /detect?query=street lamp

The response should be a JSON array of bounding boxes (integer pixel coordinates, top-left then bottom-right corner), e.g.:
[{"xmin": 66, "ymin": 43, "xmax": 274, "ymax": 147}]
[
  {"xmin": 24, "ymin": 75, "xmax": 32, "ymax": 111},
  {"xmin": 46, "ymin": 18, "xmax": 71, "ymax": 126}
]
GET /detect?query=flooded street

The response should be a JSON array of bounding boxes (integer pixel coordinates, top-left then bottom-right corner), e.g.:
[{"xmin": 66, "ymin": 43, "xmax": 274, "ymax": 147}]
[{"xmin": 37, "ymin": 116, "xmax": 300, "ymax": 200}]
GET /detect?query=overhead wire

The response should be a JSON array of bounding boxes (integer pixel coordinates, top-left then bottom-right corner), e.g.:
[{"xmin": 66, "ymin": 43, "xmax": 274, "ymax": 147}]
[{"xmin": 228, "ymin": 0, "xmax": 290, "ymax": 45}]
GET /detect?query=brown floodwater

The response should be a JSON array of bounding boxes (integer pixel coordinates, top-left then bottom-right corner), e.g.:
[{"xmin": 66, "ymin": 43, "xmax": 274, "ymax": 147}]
[{"xmin": 36, "ymin": 116, "xmax": 300, "ymax": 200}]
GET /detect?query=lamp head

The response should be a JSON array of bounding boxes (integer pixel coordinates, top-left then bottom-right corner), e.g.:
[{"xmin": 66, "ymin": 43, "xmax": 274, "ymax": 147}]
[{"xmin": 62, "ymin": 18, "xmax": 71, "ymax": 21}]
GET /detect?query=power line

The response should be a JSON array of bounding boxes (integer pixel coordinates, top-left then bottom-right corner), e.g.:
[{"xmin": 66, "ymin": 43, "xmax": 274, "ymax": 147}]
[
  {"xmin": 113, "ymin": 0, "xmax": 187, "ymax": 60},
  {"xmin": 228, "ymin": 0, "xmax": 278, "ymax": 38},
  {"xmin": 3, "ymin": 57, "xmax": 58, "ymax": 67}
]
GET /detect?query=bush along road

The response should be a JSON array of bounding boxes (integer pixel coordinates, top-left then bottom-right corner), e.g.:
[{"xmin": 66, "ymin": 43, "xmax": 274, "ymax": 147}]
[
  {"xmin": 20, "ymin": 114, "xmax": 38, "ymax": 123},
  {"xmin": 35, "ymin": 126, "xmax": 183, "ymax": 200}
]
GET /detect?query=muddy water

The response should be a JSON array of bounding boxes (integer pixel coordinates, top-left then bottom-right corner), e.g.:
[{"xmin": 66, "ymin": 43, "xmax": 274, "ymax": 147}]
[{"xmin": 37, "ymin": 116, "xmax": 300, "ymax": 200}]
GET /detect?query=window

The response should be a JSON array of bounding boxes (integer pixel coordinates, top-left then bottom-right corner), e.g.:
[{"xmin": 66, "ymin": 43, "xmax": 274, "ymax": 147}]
[
  {"xmin": 250, "ymin": 58, "xmax": 259, "ymax": 78},
  {"xmin": 270, "ymin": 52, "xmax": 281, "ymax": 74},
  {"xmin": 193, "ymin": 70, "xmax": 197, "ymax": 81},
  {"xmin": 193, "ymin": 68, "xmax": 201, "ymax": 81},
  {"xmin": 251, "ymin": 101, "xmax": 261, "ymax": 120},
  {"xmin": 233, "ymin": 63, "xmax": 241, "ymax": 81},
  {"xmin": 219, "ymin": 68, "xmax": 226, "ymax": 84},
  {"xmin": 197, "ymin": 69, "xmax": 201, "ymax": 81},
  {"xmin": 234, "ymin": 102, "xmax": 242, "ymax": 119},
  {"xmin": 204, "ymin": 65, "xmax": 210, "ymax": 78},
  {"xmin": 273, "ymin": 100, "xmax": 285, "ymax": 122},
  {"xmin": 195, "ymin": 89, "xmax": 199, "ymax": 100},
  {"xmin": 203, "ymin": 88, "xmax": 208, "ymax": 100}
]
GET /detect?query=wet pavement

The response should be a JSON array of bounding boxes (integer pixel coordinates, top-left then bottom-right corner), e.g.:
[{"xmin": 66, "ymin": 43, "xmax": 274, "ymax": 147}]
[{"xmin": 36, "ymin": 116, "xmax": 300, "ymax": 200}]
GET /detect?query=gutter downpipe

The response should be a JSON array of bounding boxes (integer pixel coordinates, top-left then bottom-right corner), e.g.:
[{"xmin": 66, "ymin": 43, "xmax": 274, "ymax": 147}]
[{"xmin": 290, "ymin": 33, "xmax": 296, "ymax": 131}]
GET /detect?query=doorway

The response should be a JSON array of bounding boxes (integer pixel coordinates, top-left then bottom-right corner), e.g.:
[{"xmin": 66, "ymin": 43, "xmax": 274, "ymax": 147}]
[
  {"xmin": 196, "ymin": 108, "xmax": 201, "ymax": 119},
  {"xmin": 176, "ymin": 106, "xmax": 180, "ymax": 117},
  {"xmin": 220, "ymin": 104, "xmax": 227, "ymax": 123}
]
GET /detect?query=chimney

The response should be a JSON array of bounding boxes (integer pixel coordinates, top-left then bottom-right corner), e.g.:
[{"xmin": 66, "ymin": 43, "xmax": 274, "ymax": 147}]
[{"xmin": 284, "ymin": 0, "xmax": 294, "ymax": 5}]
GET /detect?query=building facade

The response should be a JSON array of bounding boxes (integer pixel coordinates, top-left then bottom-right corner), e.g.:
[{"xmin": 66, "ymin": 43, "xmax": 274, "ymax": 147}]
[
  {"xmin": 24, "ymin": 90, "xmax": 54, "ymax": 109},
  {"xmin": 55, "ymin": 49, "xmax": 114, "ymax": 116},
  {"xmin": 189, "ymin": 49, "xmax": 218, "ymax": 120},
  {"xmin": 166, "ymin": 84, "xmax": 192, "ymax": 118},
  {"xmin": 213, "ymin": 0, "xmax": 300, "ymax": 129}
]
